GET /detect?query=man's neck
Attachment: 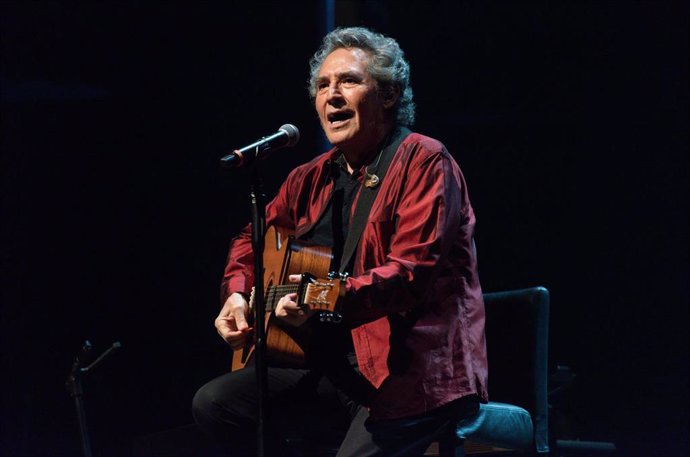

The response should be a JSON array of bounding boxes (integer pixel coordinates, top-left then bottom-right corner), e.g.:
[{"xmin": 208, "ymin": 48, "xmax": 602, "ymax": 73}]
[{"xmin": 341, "ymin": 124, "xmax": 395, "ymax": 174}]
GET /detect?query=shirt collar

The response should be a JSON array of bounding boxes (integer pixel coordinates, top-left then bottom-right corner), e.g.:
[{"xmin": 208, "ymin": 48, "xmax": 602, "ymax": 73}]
[{"xmin": 331, "ymin": 151, "xmax": 362, "ymax": 178}]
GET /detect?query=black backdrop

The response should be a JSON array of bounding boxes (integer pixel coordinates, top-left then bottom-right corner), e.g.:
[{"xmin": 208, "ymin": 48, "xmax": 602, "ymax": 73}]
[{"xmin": 1, "ymin": 1, "xmax": 687, "ymax": 456}]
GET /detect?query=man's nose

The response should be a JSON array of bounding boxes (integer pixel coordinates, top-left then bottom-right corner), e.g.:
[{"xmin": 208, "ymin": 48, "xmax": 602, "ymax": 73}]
[
  {"xmin": 326, "ymin": 83, "xmax": 344, "ymax": 104},
  {"xmin": 326, "ymin": 80, "xmax": 344, "ymax": 95}
]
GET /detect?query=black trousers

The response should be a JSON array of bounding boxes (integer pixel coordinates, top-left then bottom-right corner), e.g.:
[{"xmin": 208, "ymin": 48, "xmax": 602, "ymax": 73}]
[{"xmin": 192, "ymin": 364, "xmax": 479, "ymax": 457}]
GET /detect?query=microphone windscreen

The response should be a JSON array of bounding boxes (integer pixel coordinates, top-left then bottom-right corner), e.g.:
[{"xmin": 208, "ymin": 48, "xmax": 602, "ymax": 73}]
[{"xmin": 279, "ymin": 124, "xmax": 300, "ymax": 147}]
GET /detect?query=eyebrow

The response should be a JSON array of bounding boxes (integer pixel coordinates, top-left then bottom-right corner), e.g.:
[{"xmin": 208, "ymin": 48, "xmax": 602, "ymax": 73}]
[{"xmin": 315, "ymin": 70, "xmax": 364, "ymax": 85}]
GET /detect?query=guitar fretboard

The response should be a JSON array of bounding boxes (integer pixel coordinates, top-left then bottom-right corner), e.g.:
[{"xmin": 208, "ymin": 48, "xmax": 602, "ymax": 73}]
[
  {"xmin": 249, "ymin": 281, "xmax": 338, "ymax": 313},
  {"xmin": 264, "ymin": 284, "xmax": 299, "ymax": 311}
]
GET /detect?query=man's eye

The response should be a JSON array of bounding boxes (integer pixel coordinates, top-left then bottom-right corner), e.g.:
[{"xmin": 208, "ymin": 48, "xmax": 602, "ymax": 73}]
[{"xmin": 317, "ymin": 82, "xmax": 329, "ymax": 91}]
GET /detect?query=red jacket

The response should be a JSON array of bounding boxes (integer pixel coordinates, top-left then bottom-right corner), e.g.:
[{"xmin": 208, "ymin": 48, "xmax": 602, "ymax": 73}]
[{"xmin": 222, "ymin": 131, "xmax": 488, "ymax": 420}]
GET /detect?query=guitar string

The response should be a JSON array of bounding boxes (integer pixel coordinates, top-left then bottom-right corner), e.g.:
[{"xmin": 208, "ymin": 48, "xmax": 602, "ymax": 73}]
[
  {"xmin": 261, "ymin": 283, "xmax": 334, "ymax": 311},
  {"xmin": 265, "ymin": 284, "xmax": 299, "ymax": 310}
]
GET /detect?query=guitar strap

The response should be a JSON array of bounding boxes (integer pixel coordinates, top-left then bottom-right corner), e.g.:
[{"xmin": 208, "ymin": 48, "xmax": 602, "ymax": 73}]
[{"xmin": 339, "ymin": 126, "xmax": 411, "ymax": 273}]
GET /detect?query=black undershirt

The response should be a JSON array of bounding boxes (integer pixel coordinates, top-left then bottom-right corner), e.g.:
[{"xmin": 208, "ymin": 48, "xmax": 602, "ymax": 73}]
[
  {"xmin": 299, "ymin": 154, "xmax": 363, "ymax": 387},
  {"xmin": 304, "ymin": 153, "xmax": 361, "ymax": 273}
]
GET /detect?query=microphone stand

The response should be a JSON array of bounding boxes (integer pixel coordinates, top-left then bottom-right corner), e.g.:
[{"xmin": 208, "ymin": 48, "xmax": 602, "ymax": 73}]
[
  {"xmin": 65, "ymin": 340, "xmax": 122, "ymax": 457},
  {"xmin": 249, "ymin": 151, "xmax": 268, "ymax": 457}
]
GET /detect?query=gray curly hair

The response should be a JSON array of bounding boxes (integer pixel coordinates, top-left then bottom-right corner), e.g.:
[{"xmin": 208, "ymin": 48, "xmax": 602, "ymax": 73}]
[{"xmin": 308, "ymin": 27, "xmax": 416, "ymax": 127}]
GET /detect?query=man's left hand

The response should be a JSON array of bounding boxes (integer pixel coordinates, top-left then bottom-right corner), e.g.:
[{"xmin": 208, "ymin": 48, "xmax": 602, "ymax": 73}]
[{"xmin": 274, "ymin": 274, "xmax": 312, "ymax": 326}]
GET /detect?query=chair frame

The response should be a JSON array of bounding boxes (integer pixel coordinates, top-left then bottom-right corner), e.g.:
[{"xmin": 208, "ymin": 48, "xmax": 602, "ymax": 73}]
[{"xmin": 438, "ymin": 286, "xmax": 550, "ymax": 456}]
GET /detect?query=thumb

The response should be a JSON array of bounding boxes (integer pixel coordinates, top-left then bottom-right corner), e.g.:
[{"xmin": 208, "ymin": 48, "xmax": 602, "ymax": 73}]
[{"xmin": 288, "ymin": 274, "xmax": 301, "ymax": 283}]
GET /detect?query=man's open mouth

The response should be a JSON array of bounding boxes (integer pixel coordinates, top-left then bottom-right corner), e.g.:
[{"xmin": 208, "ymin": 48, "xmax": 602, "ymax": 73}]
[{"xmin": 327, "ymin": 111, "xmax": 354, "ymax": 126}]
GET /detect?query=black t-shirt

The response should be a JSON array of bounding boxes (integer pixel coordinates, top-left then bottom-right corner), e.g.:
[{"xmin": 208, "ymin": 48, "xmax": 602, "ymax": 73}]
[
  {"xmin": 304, "ymin": 153, "xmax": 361, "ymax": 273},
  {"xmin": 299, "ymin": 154, "xmax": 361, "ymax": 381}
]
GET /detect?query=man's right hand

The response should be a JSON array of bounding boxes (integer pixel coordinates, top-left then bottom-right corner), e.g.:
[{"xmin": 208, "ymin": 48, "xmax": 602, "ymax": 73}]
[{"xmin": 215, "ymin": 292, "xmax": 252, "ymax": 349}]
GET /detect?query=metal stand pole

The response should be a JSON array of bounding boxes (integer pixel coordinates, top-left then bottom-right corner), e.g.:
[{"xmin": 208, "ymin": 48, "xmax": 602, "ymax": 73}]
[
  {"xmin": 249, "ymin": 161, "xmax": 268, "ymax": 457},
  {"xmin": 65, "ymin": 340, "xmax": 121, "ymax": 457}
]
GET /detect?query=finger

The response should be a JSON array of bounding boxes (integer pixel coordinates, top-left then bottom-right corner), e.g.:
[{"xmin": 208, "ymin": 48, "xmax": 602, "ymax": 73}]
[
  {"xmin": 215, "ymin": 317, "xmax": 234, "ymax": 337},
  {"xmin": 225, "ymin": 329, "xmax": 250, "ymax": 349},
  {"xmin": 281, "ymin": 294, "xmax": 302, "ymax": 313},
  {"xmin": 217, "ymin": 317, "xmax": 253, "ymax": 333},
  {"xmin": 215, "ymin": 315, "xmax": 234, "ymax": 336},
  {"xmin": 216, "ymin": 319, "xmax": 252, "ymax": 341},
  {"xmin": 274, "ymin": 299, "xmax": 289, "ymax": 318},
  {"xmin": 280, "ymin": 298, "xmax": 311, "ymax": 320},
  {"xmin": 288, "ymin": 274, "xmax": 301, "ymax": 283},
  {"xmin": 284, "ymin": 306, "xmax": 305, "ymax": 316},
  {"xmin": 275, "ymin": 293, "xmax": 297, "ymax": 318},
  {"xmin": 232, "ymin": 308, "xmax": 249, "ymax": 331}
]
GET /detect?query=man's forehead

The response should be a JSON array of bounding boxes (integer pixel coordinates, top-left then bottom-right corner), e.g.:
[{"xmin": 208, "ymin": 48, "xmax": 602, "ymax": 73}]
[{"xmin": 317, "ymin": 47, "xmax": 371, "ymax": 77}]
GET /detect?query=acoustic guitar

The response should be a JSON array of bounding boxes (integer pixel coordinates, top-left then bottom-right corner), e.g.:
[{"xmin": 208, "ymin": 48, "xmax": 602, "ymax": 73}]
[{"xmin": 231, "ymin": 225, "xmax": 345, "ymax": 371}]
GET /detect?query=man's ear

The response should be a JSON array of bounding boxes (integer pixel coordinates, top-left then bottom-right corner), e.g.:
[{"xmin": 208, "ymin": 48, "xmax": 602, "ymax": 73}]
[{"xmin": 382, "ymin": 86, "xmax": 400, "ymax": 109}]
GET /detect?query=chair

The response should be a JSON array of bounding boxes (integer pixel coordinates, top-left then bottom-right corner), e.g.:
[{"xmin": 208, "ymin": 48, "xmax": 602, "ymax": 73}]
[{"xmin": 438, "ymin": 286, "xmax": 550, "ymax": 456}]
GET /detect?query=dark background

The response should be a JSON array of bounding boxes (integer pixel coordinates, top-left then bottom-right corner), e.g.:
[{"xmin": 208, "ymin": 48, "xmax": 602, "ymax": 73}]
[{"xmin": 1, "ymin": 1, "xmax": 687, "ymax": 456}]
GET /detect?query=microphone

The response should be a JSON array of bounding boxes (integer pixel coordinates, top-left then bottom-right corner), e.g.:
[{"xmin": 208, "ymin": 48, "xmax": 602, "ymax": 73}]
[{"xmin": 220, "ymin": 124, "xmax": 300, "ymax": 168}]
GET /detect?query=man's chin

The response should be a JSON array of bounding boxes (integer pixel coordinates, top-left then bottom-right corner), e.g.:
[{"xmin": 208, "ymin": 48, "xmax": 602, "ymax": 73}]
[{"xmin": 324, "ymin": 132, "xmax": 351, "ymax": 148}]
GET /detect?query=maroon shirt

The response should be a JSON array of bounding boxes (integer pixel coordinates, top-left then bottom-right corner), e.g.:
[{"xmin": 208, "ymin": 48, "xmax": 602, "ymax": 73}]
[{"xmin": 222, "ymin": 131, "xmax": 488, "ymax": 420}]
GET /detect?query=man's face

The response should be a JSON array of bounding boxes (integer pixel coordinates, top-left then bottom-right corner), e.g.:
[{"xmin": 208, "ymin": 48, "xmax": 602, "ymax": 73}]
[{"xmin": 315, "ymin": 47, "xmax": 390, "ymax": 156}]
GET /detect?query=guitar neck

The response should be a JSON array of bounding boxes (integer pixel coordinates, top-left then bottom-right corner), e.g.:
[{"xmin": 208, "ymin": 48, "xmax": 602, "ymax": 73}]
[{"xmin": 249, "ymin": 279, "xmax": 340, "ymax": 313}]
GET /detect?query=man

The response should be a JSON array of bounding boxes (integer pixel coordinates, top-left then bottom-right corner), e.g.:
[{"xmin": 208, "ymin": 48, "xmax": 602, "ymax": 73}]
[{"xmin": 193, "ymin": 26, "xmax": 488, "ymax": 456}]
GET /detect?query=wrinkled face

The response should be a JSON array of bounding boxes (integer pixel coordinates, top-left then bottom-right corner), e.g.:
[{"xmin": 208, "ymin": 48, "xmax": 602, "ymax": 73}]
[{"xmin": 314, "ymin": 47, "xmax": 392, "ymax": 157}]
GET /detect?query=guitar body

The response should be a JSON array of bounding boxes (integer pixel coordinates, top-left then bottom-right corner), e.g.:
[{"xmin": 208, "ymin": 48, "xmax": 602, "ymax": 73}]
[{"xmin": 231, "ymin": 225, "xmax": 338, "ymax": 371}]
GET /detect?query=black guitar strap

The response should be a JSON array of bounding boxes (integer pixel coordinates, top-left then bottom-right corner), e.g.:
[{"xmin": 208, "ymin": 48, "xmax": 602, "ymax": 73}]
[{"xmin": 339, "ymin": 126, "xmax": 411, "ymax": 273}]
